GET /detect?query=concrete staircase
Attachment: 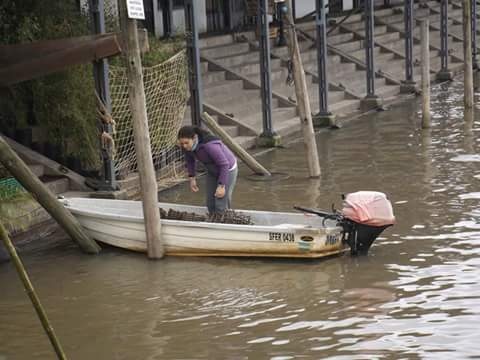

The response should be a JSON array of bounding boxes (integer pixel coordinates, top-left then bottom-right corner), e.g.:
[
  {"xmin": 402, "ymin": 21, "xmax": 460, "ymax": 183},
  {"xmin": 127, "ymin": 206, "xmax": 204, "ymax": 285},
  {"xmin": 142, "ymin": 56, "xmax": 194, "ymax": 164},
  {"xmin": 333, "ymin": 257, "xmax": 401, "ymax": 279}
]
[{"xmin": 186, "ymin": 0, "xmax": 472, "ymax": 149}]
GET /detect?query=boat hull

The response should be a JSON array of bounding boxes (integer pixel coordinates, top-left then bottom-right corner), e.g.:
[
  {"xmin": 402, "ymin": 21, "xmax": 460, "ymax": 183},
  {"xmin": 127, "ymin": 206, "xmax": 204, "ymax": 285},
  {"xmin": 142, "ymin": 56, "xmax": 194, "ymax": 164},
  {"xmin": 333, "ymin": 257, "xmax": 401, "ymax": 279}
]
[{"xmin": 63, "ymin": 198, "xmax": 347, "ymax": 258}]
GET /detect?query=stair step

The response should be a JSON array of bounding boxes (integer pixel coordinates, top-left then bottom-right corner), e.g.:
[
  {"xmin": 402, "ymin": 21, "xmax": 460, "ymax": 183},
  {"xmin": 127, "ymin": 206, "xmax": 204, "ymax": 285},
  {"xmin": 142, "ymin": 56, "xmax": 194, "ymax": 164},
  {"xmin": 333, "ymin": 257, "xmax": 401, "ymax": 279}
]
[
  {"xmin": 29, "ymin": 164, "xmax": 45, "ymax": 177},
  {"xmin": 229, "ymin": 58, "xmax": 283, "ymax": 77},
  {"xmin": 201, "ymin": 42, "xmax": 251, "ymax": 59},
  {"xmin": 222, "ymin": 125, "xmax": 239, "ymax": 137},
  {"xmin": 329, "ymin": 99, "xmax": 361, "ymax": 115},
  {"xmin": 200, "ymin": 34, "xmax": 235, "ymax": 48},
  {"xmin": 215, "ymin": 51, "xmax": 262, "ymax": 67},
  {"xmin": 203, "ymin": 79, "xmax": 245, "ymax": 99},
  {"xmin": 42, "ymin": 176, "xmax": 69, "ymax": 195},
  {"xmin": 233, "ymin": 135, "xmax": 257, "ymax": 149}
]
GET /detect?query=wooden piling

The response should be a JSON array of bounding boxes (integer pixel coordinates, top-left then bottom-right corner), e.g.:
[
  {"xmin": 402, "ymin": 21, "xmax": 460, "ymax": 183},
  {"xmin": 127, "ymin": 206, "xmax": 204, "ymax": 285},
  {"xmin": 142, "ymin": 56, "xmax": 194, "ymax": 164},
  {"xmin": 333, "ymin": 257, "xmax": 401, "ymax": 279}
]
[
  {"xmin": 0, "ymin": 136, "xmax": 100, "ymax": 254},
  {"xmin": 420, "ymin": 19, "xmax": 431, "ymax": 128},
  {"xmin": 0, "ymin": 223, "xmax": 68, "ymax": 359},
  {"xmin": 201, "ymin": 112, "xmax": 271, "ymax": 176},
  {"xmin": 463, "ymin": 0, "xmax": 474, "ymax": 109},
  {"xmin": 118, "ymin": 0, "xmax": 163, "ymax": 259},
  {"xmin": 284, "ymin": 0, "xmax": 321, "ymax": 178}
]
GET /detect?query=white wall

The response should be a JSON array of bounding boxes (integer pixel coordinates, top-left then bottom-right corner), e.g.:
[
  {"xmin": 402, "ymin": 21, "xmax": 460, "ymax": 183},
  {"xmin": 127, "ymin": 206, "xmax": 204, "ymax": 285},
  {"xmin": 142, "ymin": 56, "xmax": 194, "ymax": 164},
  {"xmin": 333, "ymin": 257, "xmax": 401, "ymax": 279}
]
[
  {"xmin": 154, "ymin": 0, "xmax": 207, "ymax": 37},
  {"xmin": 294, "ymin": 0, "xmax": 315, "ymax": 19}
]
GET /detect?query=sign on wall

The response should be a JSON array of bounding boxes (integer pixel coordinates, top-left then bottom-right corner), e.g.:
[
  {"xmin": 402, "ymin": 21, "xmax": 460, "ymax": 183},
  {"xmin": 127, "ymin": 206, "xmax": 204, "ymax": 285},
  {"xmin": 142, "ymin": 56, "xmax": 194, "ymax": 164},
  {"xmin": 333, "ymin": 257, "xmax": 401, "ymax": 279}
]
[{"xmin": 126, "ymin": 0, "xmax": 145, "ymax": 20}]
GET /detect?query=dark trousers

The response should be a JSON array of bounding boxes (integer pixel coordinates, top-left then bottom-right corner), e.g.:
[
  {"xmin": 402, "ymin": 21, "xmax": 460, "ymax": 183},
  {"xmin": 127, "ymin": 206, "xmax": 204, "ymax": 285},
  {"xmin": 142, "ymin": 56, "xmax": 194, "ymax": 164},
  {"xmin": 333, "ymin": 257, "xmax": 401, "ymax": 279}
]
[{"xmin": 205, "ymin": 166, "xmax": 238, "ymax": 214}]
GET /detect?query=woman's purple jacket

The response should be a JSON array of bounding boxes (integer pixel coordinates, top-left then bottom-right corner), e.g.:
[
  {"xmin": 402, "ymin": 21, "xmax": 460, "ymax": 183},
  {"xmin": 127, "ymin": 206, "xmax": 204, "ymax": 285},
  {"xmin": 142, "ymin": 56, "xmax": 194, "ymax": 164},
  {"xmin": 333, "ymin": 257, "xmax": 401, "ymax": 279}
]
[{"xmin": 185, "ymin": 139, "xmax": 236, "ymax": 186}]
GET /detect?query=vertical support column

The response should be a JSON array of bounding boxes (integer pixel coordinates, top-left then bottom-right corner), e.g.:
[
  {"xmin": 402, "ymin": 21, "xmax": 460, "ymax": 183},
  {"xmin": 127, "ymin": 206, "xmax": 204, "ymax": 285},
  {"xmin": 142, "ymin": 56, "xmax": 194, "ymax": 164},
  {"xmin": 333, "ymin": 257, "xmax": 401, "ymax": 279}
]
[
  {"xmin": 360, "ymin": 0, "xmax": 383, "ymax": 111},
  {"xmin": 437, "ymin": 0, "xmax": 453, "ymax": 80},
  {"xmin": 226, "ymin": 0, "xmax": 235, "ymax": 31},
  {"xmin": 471, "ymin": 0, "xmax": 480, "ymax": 88},
  {"xmin": 118, "ymin": 0, "xmax": 164, "ymax": 259},
  {"xmin": 162, "ymin": 0, "xmax": 173, "ymax": 37},
  {"xmin": 464, "ymin": 0, "xmax": 474, "ymax": 109},
  {"xmin": 185, "ymin": 0, "xmax": 203, "ymax": 126},
  {"xmin": 90, "ymin": 0, "xmax": 117, "ymax": 190},
  {"xmin": 420, "ymin": 19, "xmax": 431, "ymax": 128},
  {"xmin": 314, "ymin": 0, "xmax": 336, "ymax": 126},
  {"xmin": 257, "ymin": 0, "xmax": 280, "ymax": 147},
  {"xmin": 276, "ymin": 1, "xmax": 287, "ymax": 47},
  {"xmin": 401, "ymin": 0, "xmax": 417, "ymax": 93}
]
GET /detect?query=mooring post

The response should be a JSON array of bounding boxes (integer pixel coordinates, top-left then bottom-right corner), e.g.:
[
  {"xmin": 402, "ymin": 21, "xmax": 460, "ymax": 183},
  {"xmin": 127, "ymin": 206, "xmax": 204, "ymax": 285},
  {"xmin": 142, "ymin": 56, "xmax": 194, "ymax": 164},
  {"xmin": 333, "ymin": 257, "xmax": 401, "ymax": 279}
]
[
  {"xmin": 185, "ymin": 0, "xmax": 203, "ymax": 126},
  {"xmin": 314, "ymin": 0, "xmax": 336, "ymax": 126},
  {"xmin": 471, "ymin": 0, "xmax": 480, "ymax": 88},
  {"xmin": 257, "ymin": 0, "xmax": 280, "ymax": 147},
  {"xmin": 401, "ymin": 0, "xmax": 417, "ymax": 93},
  {"xmin": 421, "ymin": 19, "xmax": 431, "ymax": 128},
  {"xmin": 0, "ymin": 223, "xmax": 68, "ymax": 360},
  {"xmin": 202, "ymin": 113, "xmax": 271, "ymax": 176},
  {"xmin": 89, "ymin": 0, "xmax": 117, "ymax": 191},
  {"xmin": 464, "ymin": 0, "xmax": 474, "ymax": 109},
  {"xmin": 118, "ymin": 0, "xmax": 164, "ymax": 259},
  {"xmin": 0, "ymin": 136, "xmax": 101, "ymax": 254},
  {"xmin": 284, "ymin": 0, "xmax": 321, "ymax": 178},
  {"xmin": 437, "ymin": 0, "xmax": 453, "ymax": 80},
  {"xmin": 360, "ymin": 0, "xmax": 383, "ymax": 111}
]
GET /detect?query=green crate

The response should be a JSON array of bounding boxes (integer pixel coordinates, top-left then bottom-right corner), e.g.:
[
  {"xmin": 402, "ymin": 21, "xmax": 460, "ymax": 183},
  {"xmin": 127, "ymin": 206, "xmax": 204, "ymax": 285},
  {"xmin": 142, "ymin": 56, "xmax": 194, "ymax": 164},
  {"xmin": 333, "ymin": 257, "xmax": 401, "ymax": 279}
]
[{"xmin": 0, "ymin": 178, "xmax": 25, "ymax": 200}]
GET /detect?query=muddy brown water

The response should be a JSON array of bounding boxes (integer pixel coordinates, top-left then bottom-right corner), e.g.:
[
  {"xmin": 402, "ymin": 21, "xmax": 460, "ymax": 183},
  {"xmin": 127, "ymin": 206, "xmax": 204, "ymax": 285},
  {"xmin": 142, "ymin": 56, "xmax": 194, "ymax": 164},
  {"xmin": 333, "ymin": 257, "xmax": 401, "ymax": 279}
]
[{"xmin": 2, "ymin": 80, "xmax": 480, "ymax": 359}]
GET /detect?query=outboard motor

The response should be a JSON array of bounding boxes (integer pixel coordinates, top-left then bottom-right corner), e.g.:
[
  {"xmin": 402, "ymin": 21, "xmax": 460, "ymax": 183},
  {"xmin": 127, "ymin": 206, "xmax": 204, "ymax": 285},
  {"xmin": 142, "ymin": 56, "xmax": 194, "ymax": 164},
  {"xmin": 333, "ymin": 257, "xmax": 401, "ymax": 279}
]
[
  {"xmin": 295, "ymin": 191, "xmax": 395, "ymax": 256},
  {"xmin": 340, "ymin": 191, "xmax": 395, "ymax": 255}
]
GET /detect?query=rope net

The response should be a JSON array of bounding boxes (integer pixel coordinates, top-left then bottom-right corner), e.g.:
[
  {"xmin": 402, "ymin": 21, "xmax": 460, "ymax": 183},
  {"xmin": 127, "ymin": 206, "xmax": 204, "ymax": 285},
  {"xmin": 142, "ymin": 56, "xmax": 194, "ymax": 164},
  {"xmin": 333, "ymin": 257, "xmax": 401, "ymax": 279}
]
[{"xmin": 109, "ymin": 50, "xmax": 188, "ymax": 192}]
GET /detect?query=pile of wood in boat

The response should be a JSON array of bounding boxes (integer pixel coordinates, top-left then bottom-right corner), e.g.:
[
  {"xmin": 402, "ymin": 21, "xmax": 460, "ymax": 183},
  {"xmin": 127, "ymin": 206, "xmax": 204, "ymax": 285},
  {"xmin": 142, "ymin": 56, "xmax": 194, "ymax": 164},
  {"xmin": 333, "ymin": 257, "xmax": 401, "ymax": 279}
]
[{"xmin": 159, "ymin": 208, "xmax": 253, "ymax": 225}]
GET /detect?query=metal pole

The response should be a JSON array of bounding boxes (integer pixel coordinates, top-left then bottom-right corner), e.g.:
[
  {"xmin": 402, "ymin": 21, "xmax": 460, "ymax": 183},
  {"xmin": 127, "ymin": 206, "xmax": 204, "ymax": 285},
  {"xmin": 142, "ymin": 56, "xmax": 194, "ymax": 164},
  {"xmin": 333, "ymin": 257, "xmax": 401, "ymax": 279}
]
[
  {"xmin": 464, "ymin": 0, "xmax": 474, "ymax": 109},
  {"xmin": 90, "ymin": 0, "xmax": 116, "ymax": 190},
  {"xmin": 404, "ymin": 0, "xmax": 414, "ymax": 83},
  {"xmin": 440, "ymin": 0, "xmax": 449, "ymax": 72},
  {"xmin": 258, "ymin": 0, "xmax": 274, "ymax": 138},
  {"xmin": 162, "ymin": 0, "xmax": 173, "ymax": 37},
  {"xmin": 364, "ymin": 0, "xmax": 376, "ymax": 97},
  {"xmin": 316, "ymin": 0, "xmax": 331, "ymax": 115},
  {"xmin": 185, "ymin": 0, "xmax": 203, "ymax": 126},
  {"xmin": 472, "ymin": 0, "xmax": 478, "ymax": 69},
  {"xmin": 0, "ymin": 224, "xmax": 68, "ymax": 360},
  {"xmin": 421, "ymin": 19, "xmax": 431, "ymax": 128},
  {"xmin": 227, "ymin": 0, "xmax": 235, "ymax": 31},
  {"xmin": 276, "ymin": 1, "xmax": 287, "ymax": 46}
]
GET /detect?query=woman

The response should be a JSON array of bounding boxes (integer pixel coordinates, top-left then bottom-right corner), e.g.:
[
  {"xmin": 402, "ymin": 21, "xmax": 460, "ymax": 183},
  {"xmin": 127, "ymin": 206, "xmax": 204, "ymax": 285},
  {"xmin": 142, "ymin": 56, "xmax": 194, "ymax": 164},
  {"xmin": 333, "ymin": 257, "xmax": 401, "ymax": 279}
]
[{"xmin": 177, "ymin": 125, "xmax": 238, "ymax": 214}]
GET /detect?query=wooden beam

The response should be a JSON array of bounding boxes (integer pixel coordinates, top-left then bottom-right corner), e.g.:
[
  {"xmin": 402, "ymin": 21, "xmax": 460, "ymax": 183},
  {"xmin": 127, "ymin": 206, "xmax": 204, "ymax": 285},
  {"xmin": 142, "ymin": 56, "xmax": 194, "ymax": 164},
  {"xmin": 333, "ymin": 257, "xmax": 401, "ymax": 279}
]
[
  {"xmin": 0, "ymin": 135, "xmax": 101, "ymax": 254},
  {"xmin": 0, "ymin": 36, "xmax": 121, "ymax": 87},
  {"xmin": 118, "ymin": 0, "xmax": 164, "ymax": 259},
  {"xmin": 0, "ymin": 30, "xmax": 149, "ymax": 87}
]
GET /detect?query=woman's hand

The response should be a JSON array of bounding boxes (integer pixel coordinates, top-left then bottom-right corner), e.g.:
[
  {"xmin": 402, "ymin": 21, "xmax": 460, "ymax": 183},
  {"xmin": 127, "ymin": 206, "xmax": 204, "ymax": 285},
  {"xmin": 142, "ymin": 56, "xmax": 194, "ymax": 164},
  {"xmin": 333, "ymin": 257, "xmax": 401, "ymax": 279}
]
[
  {"xmin": 189, "ymin": 177, "xmax": 199, "ymax": 192},
  {"xmin": 215, "ymin": 184, "xmax": 226, "ymax": 198}
]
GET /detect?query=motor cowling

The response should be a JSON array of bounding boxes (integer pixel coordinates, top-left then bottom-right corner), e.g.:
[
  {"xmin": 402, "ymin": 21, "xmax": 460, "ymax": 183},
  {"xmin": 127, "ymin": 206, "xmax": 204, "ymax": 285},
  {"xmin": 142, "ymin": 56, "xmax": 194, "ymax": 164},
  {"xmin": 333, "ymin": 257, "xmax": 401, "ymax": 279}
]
[{"xmin": 340, "ymin": 191, "xmax": 395, "ymax": 255}]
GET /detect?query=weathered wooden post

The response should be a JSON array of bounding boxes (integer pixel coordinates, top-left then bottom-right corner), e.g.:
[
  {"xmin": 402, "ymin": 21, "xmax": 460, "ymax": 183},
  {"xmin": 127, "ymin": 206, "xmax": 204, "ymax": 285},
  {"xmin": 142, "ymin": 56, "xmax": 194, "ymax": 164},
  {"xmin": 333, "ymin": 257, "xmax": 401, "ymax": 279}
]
[
  {"xmin": 0, "ymin": 223, "xmax": 68, "ymax": 360},
  {"xmin": 420, "ymin": 19, "xmax": 431, "ymax": 129},
  {"xmin": 0, "ymin": 136, "xmax": 101, "ymax": 254},
  {"xmin": 202, "ymin": 113, "xmax": 271, "ymax": 176},
  {"xmin": 118, "ymin": 0, "xmax": 164, "ymax": 259},
  {"xmin": 283, "ymin": 0, "xmax": 321, "ymax": 178},
  {"xmin": 463, "ymin": 0, "xmax": 474, "ymax": 109}
]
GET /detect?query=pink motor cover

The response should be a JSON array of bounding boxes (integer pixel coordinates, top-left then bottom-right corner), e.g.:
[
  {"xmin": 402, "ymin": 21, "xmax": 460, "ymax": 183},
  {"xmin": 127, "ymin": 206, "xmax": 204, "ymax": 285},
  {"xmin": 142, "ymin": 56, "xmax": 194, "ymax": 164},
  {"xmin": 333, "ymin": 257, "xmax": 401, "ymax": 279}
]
[{"xmin": 341, "ymin": 191, "xmax": 396, "ymax": 227}]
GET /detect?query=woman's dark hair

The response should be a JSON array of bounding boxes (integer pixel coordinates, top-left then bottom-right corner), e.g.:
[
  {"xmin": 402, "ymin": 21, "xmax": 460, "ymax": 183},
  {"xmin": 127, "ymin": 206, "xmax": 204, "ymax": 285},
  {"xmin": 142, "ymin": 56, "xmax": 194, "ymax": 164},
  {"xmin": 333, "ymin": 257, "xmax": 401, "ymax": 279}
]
[{"xmin": 177, "ymin": 126, "xmax": 211, "ymax": 141}]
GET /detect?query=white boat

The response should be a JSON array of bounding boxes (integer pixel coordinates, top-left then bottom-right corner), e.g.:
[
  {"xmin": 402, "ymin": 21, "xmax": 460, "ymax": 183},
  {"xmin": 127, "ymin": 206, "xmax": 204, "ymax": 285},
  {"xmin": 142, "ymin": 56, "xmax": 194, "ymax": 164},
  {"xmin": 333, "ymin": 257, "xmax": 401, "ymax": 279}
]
[
  {"xmin": 60, "ymin": 192, "xmax": 394, "ymax": 258},
  {"xmin": 60, "ymin": 197, "xmax": 348, "ymax": 258}
]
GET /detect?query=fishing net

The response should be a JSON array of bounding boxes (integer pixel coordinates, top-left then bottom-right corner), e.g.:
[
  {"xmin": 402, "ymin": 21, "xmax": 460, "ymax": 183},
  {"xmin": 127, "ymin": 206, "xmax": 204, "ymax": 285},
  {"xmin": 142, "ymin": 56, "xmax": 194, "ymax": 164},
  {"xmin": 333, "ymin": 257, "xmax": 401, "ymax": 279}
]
[{"xmin": 108, "ymin": 50, "xmax": 188, "ymax": 191}]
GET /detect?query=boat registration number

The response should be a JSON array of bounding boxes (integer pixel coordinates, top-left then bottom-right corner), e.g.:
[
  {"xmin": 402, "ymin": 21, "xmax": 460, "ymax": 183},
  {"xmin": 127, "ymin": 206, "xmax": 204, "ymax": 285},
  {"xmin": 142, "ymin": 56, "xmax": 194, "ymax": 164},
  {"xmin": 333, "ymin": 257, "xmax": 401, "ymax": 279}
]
[
  {"xmin": 325, "ymin": 234, "xmax": 339, "ymax": 245},
  {"xmin": 269, "ymin": 232, "xmax": 295, "ymax": 242}
]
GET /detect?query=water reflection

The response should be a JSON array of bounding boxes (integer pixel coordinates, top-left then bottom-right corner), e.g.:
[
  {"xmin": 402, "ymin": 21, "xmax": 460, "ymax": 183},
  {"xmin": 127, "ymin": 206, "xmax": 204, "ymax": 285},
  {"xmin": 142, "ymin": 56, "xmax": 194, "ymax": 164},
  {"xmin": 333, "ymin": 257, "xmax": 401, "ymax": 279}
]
[{"xmin": 2, "ymin": 80, "xmax": 480, "ymax": 359}]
